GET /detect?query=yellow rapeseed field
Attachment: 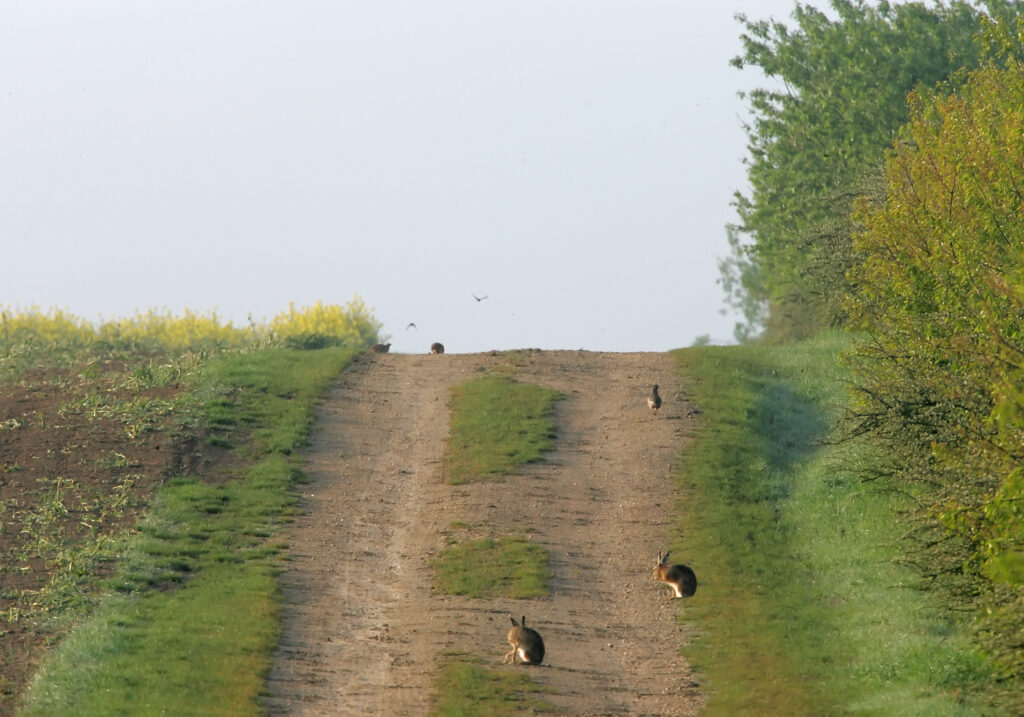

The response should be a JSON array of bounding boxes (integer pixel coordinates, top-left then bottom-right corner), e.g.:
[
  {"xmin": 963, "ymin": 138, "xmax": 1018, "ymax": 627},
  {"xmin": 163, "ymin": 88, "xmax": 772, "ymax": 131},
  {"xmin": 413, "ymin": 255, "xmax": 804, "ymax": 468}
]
[{"xmin": 0, "ymin": 298, "xmax": 383, "ymax": 351}]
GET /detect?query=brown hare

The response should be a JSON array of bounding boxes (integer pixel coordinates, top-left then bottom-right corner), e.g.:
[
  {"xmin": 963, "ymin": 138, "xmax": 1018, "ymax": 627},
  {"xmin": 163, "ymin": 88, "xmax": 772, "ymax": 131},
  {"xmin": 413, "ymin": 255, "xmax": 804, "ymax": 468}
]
[
  {"xmin": 503, "ymin": 615, "xmax": 545, "ymax": 665},
  {"xmin": 369, "ymin": 343, "xmax": 391, "ymax": 354},
  {"xmin": 430, "ymin": 342, "xmax": 445, "ymax": 354},
  {"xmin": 654, "ymin": 551, "xmax": 697, "ymax": 599},
  {"xmin": 647, "ymin": 384, "xmax": 662, "ymax": 414}
]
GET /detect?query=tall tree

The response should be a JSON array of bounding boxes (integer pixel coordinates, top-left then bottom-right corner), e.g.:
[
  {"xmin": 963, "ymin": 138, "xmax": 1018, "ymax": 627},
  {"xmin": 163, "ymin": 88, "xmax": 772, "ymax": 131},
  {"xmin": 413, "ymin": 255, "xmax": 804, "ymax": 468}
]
[{"xmin": 728, "ymin": 0, "xmax": 1000, "ymax": 340}]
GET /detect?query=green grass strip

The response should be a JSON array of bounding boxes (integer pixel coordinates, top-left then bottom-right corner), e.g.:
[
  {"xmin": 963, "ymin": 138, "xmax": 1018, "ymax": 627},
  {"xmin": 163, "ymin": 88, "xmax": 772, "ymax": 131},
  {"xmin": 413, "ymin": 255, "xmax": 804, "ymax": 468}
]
[
  {"xmin": 430, "ymin": 655, "xmax": 556, "ymax": 716},
  {"xmin": 432, "ymin": 535, "xmax": 551, "ymax": 599},
  {"xmin": 673, "ymin": 332, "xmax": 995, "ymax": 716},
  {"xmin": 21, "ymin": 564, "xmax": 276, "ymax": 716},
  {"xmin": 445, "ymin": 374, "xmax": 562, "ymax": 485},
  {"xmin": 20, "ymin": 346, "xmax": 359, "ymax": 716}
]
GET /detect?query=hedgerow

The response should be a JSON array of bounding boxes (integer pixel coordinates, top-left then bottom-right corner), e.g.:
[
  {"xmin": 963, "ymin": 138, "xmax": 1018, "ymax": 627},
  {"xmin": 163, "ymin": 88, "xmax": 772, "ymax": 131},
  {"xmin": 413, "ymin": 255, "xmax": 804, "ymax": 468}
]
[{"xmin": 845, "ymin": 52, "xmax": 1024, "ymax": 700}]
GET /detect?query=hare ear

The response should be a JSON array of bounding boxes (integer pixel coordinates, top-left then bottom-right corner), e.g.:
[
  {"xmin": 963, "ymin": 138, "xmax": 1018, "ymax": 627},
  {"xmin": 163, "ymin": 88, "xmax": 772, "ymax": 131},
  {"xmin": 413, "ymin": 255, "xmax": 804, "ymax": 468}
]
[
  {"xmin": 521, "ymin": 616, "xmax": 527, "ymax": 627},
  {"xmin": 510, "ymin": 616, "xmax": 519, "ymax": 627}
]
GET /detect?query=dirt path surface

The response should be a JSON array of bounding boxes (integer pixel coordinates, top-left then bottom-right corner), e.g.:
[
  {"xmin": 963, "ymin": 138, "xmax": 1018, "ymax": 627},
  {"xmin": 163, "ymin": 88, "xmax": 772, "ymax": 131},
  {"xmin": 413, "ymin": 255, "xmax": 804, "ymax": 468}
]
[{"xmin": 264, "ymin": 350, "xmax": 703, "ymax": 716}]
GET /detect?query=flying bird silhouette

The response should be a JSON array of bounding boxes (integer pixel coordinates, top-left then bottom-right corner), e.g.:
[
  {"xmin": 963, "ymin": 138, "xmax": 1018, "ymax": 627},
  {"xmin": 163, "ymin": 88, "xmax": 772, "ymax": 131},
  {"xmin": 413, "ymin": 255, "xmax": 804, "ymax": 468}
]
[
  {"xmin": 406, "ymin": 322, "xmax": 417, "ymax": 330},
  {"xmin": 472, "ymin": 294, "xmax": 488, "ymax": 302}
]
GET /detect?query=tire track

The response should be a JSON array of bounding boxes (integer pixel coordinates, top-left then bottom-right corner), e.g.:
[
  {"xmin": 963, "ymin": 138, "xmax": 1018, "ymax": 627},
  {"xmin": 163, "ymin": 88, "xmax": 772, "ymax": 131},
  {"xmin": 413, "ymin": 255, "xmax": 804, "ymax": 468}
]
[{"xmin": 264, "ymin": 350, "xmax": 702, "ymax": 716}]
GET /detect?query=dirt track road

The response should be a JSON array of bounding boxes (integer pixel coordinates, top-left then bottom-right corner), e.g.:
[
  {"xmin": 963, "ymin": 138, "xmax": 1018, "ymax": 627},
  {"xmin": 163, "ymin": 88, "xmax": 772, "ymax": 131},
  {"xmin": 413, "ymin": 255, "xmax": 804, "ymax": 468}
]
[{"xmin": 263, "ymin": 350, "xmax": 703, "ymax": 716}]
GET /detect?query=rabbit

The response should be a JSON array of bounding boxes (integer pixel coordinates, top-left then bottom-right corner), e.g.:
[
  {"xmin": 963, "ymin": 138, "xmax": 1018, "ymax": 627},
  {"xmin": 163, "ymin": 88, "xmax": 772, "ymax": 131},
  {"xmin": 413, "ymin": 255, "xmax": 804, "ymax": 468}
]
[
  {"xmin": 654, "ymin": 551, "xmax": 697, "ymax": 599},
  {"xmin": 647, "ymin": 384, "xmax": 662, "ymax": 414},
  {"xmin": 369, "ymin": 343, "xmax": 391, "ymax": 354},
  {"xmin": 503, "ymin": 615, "xmax": 545, "ymax": 665},
  {"xmin": 430, "ymin": 342, "xmax": 445, "ymax": 354}
]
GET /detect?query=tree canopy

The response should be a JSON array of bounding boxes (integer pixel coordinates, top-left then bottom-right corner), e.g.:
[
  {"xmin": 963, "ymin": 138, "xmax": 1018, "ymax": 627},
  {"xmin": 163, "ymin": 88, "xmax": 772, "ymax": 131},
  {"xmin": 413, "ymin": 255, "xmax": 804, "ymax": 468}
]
[{"xmin": 726, "ymin": 0, "xmax": 1012, "ymax": 340}]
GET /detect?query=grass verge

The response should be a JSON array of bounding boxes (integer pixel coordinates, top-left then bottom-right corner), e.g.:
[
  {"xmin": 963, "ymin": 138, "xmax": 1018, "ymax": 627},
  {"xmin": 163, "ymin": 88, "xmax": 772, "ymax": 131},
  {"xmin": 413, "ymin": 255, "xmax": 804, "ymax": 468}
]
[
  {"xmin": 432, "ymin": 533, "xmax": 551, "ymax": 599},
  {"xmin": 673, "ymin": 332, "xmax": 996, "ymax": 716},
  {"xmin": 444, "ymin": 374, "xmax": 562, "ymax": 485},
  {"xmin": 19, "ymin": 346, "xmax": 359, "ymax": 716},
  {"xmin": 430, "ymin": 654, "xmax": 556, "ymax": 716}
]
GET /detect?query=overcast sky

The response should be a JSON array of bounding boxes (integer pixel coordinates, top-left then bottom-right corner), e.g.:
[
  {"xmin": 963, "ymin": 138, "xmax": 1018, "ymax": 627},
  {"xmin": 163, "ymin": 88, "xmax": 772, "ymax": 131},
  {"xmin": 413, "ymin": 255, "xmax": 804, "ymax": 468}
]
[{"xmin": 2, "ymin": 1, "xmax": 798, "ymax": 353}]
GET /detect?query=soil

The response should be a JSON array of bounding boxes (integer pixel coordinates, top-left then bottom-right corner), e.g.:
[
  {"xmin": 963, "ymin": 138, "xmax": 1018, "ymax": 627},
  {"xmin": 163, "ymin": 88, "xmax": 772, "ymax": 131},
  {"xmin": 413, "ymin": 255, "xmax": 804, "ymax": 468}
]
[
  {"xmin": 0, "ymin": 365, "xmax": 200, "ymax": 716},
  {"xmin": 264, "ymin": 350, "xmax": 704, "ymax": 716}
]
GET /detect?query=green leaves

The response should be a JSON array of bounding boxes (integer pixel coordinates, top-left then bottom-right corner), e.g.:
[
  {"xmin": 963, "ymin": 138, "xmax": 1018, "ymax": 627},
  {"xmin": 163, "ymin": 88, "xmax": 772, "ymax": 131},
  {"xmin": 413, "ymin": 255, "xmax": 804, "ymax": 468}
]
[
  {"xmin": 846, "ymin": 57, "xmax": 1024, "ymax": 693},
  {"xmin": 729, "ymin": 0, "xmax": 993, "ymax": 339}
]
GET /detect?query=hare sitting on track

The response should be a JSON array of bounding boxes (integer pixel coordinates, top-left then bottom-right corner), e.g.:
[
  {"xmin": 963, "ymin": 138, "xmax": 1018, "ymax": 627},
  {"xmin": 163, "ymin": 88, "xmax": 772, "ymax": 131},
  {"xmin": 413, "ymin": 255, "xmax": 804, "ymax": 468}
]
[
  {"xmin": 503, "ymin": 615, "xmax": 545, "ymax": 665},
  {"xmin": 430, "ymin": 342, "xmax": 445, "ymax": 354},
  {"xmin": 370, "ymin": 343, "xmax": 391, "ymax": 354},
  {"xmin": 654, "ymin": 551, "xmax": 697, "ymax": 599}
]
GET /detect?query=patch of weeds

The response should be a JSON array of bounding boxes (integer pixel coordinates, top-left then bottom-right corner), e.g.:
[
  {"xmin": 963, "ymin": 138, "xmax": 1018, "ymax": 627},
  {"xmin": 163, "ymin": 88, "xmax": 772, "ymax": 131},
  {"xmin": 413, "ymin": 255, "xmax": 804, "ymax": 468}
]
[
  {"xmin": 444, "ymin": 374, "xmax": 562, "ymax": 484},
  {"xmin": 430, "ymin": 653, "xmax": 556, "ymax": 716},
  {"xmin": 95, "ymin": 452, "xmax": 138, "ymax": 470},
  {"xmin": 432, "ymin": 534, "xmax": 551, "ymax": 599}
]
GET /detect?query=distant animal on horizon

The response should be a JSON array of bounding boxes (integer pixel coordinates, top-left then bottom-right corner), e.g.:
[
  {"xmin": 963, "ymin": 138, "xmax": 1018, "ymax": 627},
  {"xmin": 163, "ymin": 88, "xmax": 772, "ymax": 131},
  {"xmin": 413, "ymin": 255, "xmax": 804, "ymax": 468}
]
[
  {"xmin": 647, "ymin": 384, "xmax": 662, "ymax": 414},
  {"xmin": 430, "ymin": 342, "xmax": 445, "ymax": 354},
  {"xmin": 472, "ymin": 293, "xmax": 488, "ymax": 302},
  {"xmin": 504, "ymin": 615, "xmax": 545, "ymax": 665},
  {"xmin": 370, "ymin": 343, "xmax": 391, "ymax": 354},
  {"xmin": 654, "ymin": 551, "xmax": 697, "ymax": 599}
]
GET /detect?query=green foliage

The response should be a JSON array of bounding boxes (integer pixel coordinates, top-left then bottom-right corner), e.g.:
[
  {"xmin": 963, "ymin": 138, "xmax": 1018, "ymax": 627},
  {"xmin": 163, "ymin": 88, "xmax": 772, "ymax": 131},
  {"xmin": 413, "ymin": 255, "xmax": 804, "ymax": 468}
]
[
  {"xmin": 845, "ymin": 56, "xmax": 1024, "ymax": 695},
  {"xmin": 430, "ymin": 655, "xmax": 556, "ymax": 716},
  {"xmin": 20, "ymin": 347, "xmax": 359, "ymax": 714},
  {"xmin": 728, "ymin": 0, "xmax": 1004, "ymax": 339},
  {"xmin": 675, "ymin": 335, "xmax": 997, "ymax": 715},
  {"xmin": 432, "ymin": 535, "xmax": 551, "ymax": 599},
  {"xmin": 444, "ymin": 375, "xmax": 563, "ymax": 484},
  {"xmin": 198, "ymin": 347, "xmax": 353, "ymax": 454}
]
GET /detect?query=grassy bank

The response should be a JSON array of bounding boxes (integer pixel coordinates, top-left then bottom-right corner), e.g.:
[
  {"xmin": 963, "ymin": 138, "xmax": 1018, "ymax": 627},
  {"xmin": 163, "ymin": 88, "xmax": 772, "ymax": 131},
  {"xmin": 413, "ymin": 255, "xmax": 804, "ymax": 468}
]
[
  {"xmin": 673, "ymin": 333, "xmax": 997, "ymax": 715},
  {"xmin": 20, "ymin": 347, "xmax": 358, "ymax": 716}
]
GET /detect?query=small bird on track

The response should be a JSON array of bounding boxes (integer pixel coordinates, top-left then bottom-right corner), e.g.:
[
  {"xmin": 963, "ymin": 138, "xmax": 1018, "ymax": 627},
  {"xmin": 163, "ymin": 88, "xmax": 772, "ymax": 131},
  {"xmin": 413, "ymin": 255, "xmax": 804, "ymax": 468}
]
[
  {"xmin": 370, "ymin": 343, "xmax": 391, "ymax": 354},
  {"xmin": 472, "ymin": 293, "xmax": 489, "ymax": 302},
  {"xmin": 647, "ymin": 384, "xmax": 662, "ymax": 414}
]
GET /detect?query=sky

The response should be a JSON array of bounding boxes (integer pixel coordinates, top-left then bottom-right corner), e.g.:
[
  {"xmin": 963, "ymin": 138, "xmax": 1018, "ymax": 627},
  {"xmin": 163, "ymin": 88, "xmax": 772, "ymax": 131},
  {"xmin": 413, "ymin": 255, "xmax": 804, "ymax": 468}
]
[{"xmin": 2, "ymin": 1, "xmax": 799, "ymax": 353}]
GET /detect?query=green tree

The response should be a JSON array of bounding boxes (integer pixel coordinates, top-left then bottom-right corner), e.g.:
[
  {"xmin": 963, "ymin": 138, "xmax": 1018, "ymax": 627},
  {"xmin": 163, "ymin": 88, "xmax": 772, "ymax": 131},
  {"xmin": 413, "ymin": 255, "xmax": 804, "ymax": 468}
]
[
  {"xmin": 845, "ymin": 55, "xmax": 1024, "ymax": 691},
  {"xmin": 728, "ymin": 0, "xmax": 1004, "ymax": 340}
]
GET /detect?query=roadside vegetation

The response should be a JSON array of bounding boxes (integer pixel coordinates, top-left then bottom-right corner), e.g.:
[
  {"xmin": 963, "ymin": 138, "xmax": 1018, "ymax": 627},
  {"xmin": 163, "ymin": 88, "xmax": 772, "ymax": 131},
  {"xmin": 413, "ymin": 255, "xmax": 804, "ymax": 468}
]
[
  {"xmin": 0, "ymin": 302, "xmax": 377, "ymax": 715},
  {"xmin": 722, "ymin": 4, "xmax": 1024, "ymax": 710},
  {"xmin": 674, "ymin": 335, "xmax": 997, "ymax": 715},
  {"xmin": 22, "ymin": 347, "xmax": 359, "ymax": 716}
]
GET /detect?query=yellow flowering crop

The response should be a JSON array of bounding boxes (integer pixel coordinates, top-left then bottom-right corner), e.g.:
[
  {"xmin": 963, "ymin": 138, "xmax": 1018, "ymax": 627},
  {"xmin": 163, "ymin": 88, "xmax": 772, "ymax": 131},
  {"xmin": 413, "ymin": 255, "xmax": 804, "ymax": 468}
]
[{"xmin": 0, "ymin": 298, "xmax": 383, "ymax": 352}]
